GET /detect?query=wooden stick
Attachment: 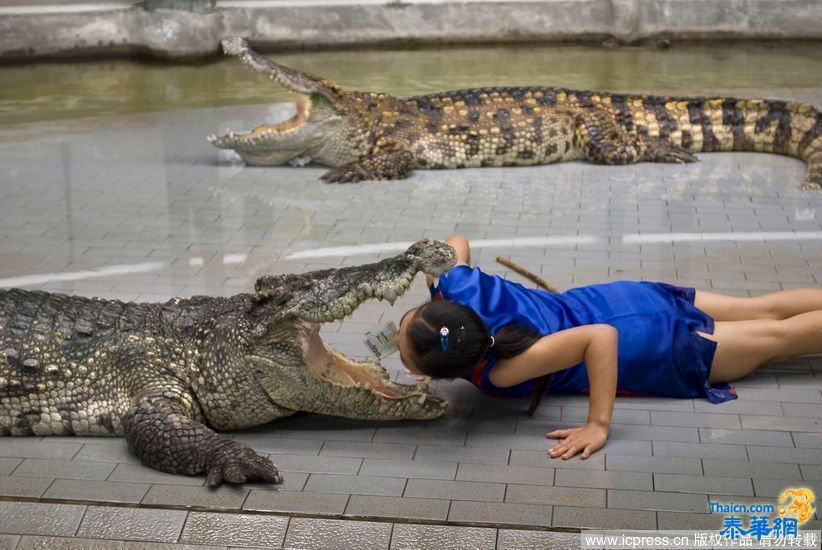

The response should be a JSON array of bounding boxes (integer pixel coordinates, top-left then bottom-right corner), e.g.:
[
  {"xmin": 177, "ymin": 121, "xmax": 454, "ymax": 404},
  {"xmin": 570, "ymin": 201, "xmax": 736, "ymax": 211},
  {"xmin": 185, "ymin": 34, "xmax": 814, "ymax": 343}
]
[
  {"xmin": 495, "ymin": 256, "xmax": 559, "ymax": 417},
  {"xmin": 495, "ymin": 256, "xmax": 559, "ymax": 293}
]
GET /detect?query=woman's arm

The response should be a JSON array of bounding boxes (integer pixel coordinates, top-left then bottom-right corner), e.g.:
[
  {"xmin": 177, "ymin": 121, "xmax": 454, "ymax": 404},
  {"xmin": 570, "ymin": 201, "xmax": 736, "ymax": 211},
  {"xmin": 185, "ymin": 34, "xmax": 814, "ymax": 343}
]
[
  {"xmin": 490, "ymin": 324, "xmax": 618, "ymax": 460},
  {"xmin": 427, "ymin": 235, "xmax": 471, "ymax": 286},
  {"xmin": 445, "ymin": 235, "xmax": 471, "ymax": 266}
]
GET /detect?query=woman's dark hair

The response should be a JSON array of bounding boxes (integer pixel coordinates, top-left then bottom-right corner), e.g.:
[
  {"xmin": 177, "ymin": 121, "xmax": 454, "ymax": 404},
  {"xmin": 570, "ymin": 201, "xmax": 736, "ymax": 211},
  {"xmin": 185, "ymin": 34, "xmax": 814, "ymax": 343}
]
[{"xmin": 406, "ymin": 300, "xmax": 540, "ymax": 379}]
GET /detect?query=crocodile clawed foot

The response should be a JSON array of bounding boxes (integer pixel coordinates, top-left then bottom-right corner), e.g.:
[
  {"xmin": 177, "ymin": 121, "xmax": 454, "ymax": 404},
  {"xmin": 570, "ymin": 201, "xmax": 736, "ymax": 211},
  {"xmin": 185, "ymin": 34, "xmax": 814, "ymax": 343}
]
[
  {"xmin": 665, "ymin": 149, "xmax": 699, "ymax": 164},
  {"xmin": 206, "ymin": 439, "xmax": 283, "ymax": 487},
  {"xmin": 646, "ymin": 140, "xmax": 699, "ymax": 164},
  {"xmin": 320, "ymin": 166, "xmax": 367, "ymax": 184},
  {"xmin": 799, "ymin": 176, "xmax": 822, "ymax": 191}
]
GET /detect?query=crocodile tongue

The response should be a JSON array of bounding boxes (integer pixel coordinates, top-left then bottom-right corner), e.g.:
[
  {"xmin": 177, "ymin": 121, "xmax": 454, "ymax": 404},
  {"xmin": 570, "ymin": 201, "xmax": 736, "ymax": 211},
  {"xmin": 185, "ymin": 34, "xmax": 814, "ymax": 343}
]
[{"xmin": 250, "ymin": 94, "xmax": 311, "ymax": 135}]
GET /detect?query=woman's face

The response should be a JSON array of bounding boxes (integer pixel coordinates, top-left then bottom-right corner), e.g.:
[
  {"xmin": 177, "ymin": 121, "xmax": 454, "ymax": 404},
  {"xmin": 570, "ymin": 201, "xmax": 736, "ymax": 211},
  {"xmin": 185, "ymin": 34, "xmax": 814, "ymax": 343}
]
[{"xmin": 394, "ymin": 306, "xmax": 422, "ymax": 375}]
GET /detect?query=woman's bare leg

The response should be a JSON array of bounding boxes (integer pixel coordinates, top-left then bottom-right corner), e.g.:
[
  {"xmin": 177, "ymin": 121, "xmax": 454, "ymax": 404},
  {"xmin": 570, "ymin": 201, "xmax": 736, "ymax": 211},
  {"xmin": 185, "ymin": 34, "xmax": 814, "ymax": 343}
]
[
  {"xmin": 695, "ymin": 288, "xmax": 822, "ymax": 322},
  {"xmin": 704, "ymin": 309, "xmax": 822, "ymax": 383}
]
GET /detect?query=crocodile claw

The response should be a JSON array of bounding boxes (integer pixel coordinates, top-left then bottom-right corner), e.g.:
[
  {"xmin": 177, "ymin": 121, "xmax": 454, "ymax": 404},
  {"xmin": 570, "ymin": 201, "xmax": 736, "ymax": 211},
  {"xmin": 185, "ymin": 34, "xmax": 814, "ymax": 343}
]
[
  {"xmin": 206, "ymin": 439, "xmax": 283, "ymax": 487},
  {"xmin": 320, "ymin": 165, "xmax": 367, "ymax": 184},
  {"xmin": 646, "ymin": 140, "xmax": 699, "ymax": 164}
]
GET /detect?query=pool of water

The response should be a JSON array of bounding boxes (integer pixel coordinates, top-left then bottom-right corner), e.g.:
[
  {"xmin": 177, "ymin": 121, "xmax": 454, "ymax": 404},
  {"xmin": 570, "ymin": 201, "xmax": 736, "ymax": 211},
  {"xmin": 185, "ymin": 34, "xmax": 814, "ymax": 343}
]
[{"xmin": 1, "ymin": 43, "xmax": 821, "ymax": 125}]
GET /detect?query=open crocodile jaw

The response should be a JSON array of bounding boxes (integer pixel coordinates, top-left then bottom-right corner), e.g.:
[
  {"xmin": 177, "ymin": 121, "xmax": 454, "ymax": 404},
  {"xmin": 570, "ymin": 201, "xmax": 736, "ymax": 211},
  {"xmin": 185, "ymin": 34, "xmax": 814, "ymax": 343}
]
[
  {"xmin": 249, "ymin": 239, "xmax": 456, "ymax": 418},
  {"xmin": 300, "ymin": 322, "xmax": 442, "ymax": 407},
  {"xmin": 292, "ymin": 249, "xmax": 455, "ymax": 415},
  {"xmin": 207, "ymin": 94, "xmax": 314, "ymax": 165}
]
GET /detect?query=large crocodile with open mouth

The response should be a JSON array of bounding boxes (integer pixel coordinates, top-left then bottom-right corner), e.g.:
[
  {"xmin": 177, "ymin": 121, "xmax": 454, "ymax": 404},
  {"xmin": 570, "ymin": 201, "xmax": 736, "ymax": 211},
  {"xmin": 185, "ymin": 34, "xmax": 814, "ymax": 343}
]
[
  {"xmin": 0, "ymin": 240, "xmax": 453, "ymax": 486},
  {"xmin": 209, "ymin": 37, "xmax": 822, "ymax": 189}
]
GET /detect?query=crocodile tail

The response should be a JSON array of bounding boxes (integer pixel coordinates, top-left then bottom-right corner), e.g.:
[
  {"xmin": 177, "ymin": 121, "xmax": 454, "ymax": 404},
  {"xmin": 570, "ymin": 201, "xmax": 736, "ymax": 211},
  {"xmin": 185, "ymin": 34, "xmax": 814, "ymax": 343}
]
[{"xmin": 637, "ymin": 96, "xmax": 822, "ymax": 189}]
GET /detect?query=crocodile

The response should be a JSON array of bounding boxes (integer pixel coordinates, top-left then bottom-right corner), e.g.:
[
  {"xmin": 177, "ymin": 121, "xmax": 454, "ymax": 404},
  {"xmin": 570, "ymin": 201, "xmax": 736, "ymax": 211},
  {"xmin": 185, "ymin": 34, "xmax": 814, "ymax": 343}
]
[
  {"xmin": 0, "ymin": 240, "xmax": 453, "ymax": 486},
  {"xmin": 208, "ymin": 37, "xmax": 822, "ymax": 189}
]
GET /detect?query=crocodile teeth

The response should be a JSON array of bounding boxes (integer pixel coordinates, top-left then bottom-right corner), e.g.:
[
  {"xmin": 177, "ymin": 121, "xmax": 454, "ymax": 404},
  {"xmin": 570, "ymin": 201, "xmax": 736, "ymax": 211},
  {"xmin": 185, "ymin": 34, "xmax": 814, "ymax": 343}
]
[
  {"xmin": 428, "ymin": 266, "xmax": 448, "ymax": 277},
  {"xmin": 417, "ymin": 394, "xmax": 427, "ymax": 405}
]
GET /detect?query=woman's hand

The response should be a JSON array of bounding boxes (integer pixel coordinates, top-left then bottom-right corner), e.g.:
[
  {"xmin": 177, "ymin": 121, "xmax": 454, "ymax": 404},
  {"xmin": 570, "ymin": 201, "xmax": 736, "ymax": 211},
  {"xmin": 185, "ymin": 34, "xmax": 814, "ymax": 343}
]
[{"xmin": 546, "ymin": 422, "xmax": 609, "ymax": 459}]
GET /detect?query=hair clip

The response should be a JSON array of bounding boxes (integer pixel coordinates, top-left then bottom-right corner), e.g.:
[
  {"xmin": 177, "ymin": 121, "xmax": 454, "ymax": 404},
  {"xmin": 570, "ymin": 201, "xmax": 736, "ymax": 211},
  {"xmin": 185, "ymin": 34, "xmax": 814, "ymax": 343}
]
[{"xmin": 439, "ymin": 326, "xmax": 450, "ymax": 352}]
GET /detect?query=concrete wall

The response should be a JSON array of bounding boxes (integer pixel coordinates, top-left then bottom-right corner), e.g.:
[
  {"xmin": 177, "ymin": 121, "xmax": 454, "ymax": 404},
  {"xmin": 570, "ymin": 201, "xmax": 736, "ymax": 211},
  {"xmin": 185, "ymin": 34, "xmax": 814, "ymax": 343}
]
[{"xmin": 1, "ymin": 0, "xmax": 821, "ymax": 60}]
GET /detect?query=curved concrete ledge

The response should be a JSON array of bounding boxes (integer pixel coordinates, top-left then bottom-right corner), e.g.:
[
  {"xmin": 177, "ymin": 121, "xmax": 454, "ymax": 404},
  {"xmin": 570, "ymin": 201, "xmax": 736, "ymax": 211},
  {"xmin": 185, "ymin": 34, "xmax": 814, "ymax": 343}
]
[{"xmin": 1, "ymin": 0, "xmax": 821, "ymax": 60}]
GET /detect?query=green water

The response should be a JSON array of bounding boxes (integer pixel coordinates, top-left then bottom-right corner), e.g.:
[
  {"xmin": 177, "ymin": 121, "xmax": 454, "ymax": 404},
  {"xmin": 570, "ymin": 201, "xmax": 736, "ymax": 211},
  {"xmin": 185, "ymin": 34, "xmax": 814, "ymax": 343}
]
[{"xmin": 1, "ymin": 44, "xmax": 821, "ymax": 125}]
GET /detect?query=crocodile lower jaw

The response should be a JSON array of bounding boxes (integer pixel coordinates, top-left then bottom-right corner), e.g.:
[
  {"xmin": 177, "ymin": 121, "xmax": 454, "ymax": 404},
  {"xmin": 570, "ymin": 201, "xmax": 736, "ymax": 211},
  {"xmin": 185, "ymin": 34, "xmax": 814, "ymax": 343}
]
[{"xmin": 207, "ymin": 94, "xmax": 311, "ymax": 149}]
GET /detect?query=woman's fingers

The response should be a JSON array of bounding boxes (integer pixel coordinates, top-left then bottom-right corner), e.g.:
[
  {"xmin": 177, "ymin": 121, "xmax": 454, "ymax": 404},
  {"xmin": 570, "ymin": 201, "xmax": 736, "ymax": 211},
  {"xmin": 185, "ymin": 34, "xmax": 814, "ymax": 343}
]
[
  {"xmin": 547, "ymin": 431, "xmax": 590, "ymax": 460},
  {"xmin": 561, "ymin": 444, "xmax": 581, "ymax": 459},
  {"xmin": 546, "ymin": 429, "xmax": 571, "ymax": 439},
  {"xmin": 548, "ymin": 437, "xmax": 574, "ymax": 456},
  {"xmin": 547, "ymin": 424, "xmax": 607, "ymax": 461}
]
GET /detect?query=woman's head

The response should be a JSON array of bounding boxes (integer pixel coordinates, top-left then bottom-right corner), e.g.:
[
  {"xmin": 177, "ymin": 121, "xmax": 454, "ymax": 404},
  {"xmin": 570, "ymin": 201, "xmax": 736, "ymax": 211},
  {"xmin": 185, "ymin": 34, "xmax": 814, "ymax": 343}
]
[
  {"xmin": 395, "ymin": 300, "xmax": 490, "ymax": 379},
  {"xmin": 395, "ymin": 300, "xmax": 542, "ymax": 380}
]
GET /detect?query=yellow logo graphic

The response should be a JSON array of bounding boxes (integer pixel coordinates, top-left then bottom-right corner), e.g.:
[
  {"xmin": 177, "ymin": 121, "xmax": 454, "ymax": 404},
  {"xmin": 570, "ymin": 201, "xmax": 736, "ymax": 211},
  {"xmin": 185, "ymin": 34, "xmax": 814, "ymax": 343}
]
[{"xmin": 778, "ymin": 487, "xmax": 816, "ymax": 525}]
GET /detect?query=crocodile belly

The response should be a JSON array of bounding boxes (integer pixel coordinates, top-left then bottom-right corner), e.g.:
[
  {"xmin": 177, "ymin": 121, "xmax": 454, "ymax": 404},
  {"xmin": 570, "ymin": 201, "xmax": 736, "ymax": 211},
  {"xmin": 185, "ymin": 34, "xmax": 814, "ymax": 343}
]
[{"xmin": 1, "ymin": 381, "xmax": 130, "ymax": 436}]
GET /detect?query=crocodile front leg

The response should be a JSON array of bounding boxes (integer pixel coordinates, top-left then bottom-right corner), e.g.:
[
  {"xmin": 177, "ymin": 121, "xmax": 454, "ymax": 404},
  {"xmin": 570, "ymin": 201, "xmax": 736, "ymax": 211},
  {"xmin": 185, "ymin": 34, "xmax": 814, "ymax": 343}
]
[
  {"xmin": 124, "ymin": 391, "xmax": 281, "ymax": 487},
  {"xmin": 320, "ymin": 150, "xmax": 416, "ymax": 183}
]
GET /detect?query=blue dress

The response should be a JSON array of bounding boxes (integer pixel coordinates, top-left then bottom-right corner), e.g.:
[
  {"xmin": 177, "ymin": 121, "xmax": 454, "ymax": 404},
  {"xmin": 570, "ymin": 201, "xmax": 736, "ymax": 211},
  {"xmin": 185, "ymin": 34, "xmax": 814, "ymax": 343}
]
[{"xmin": 430, "ymin": 265, "xmax": 737, "ymax": 404}]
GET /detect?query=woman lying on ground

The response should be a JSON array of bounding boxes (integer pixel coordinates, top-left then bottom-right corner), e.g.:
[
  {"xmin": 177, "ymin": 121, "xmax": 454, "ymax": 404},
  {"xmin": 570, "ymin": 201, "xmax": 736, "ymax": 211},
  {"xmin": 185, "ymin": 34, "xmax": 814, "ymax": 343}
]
[{"xmin": 393, "ymin": 235, "xmax": 822, "ymax": 460}]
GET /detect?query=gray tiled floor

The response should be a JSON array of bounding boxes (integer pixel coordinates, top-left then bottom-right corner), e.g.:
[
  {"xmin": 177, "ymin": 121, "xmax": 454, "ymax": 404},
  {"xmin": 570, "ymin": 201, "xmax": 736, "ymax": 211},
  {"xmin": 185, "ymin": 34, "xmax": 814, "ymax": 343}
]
[{"xmin": 1, "ymin": 85, "xmax": 822, "ymax": 548}]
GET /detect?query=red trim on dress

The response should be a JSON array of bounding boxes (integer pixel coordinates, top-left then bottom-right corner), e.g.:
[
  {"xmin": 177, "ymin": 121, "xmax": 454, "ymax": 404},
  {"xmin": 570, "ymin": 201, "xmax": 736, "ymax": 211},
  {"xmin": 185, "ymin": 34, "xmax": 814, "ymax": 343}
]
[
  {"xmin": 469, "ymin": 358, "xmax": 487, "ymax": 389},
  {"xmin": 468, "ymin": 357, "xmax": 512, "ymax": 398}
]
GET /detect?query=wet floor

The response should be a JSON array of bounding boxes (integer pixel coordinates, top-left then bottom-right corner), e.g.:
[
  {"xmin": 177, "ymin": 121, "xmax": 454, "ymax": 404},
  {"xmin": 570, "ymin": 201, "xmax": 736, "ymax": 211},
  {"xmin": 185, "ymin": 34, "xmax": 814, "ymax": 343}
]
[{"xmin": 0, "ymin": 43, "xmax": 821, "ymax": 547}]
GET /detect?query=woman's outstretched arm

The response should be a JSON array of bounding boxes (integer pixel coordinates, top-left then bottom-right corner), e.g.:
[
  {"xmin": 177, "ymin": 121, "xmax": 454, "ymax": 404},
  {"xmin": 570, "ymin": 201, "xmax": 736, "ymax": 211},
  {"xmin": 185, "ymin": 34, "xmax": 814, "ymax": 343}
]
[
  {"xmin": 445, "ymin": 235, "xmax": 471, "ymax": 266},
  {"xmin": 489, "ymin": 324, "xmax": 618, "ymax": 460},
  {"xmin": 427, "ymin": 235, "xmax": 471, "ymax": 286}
]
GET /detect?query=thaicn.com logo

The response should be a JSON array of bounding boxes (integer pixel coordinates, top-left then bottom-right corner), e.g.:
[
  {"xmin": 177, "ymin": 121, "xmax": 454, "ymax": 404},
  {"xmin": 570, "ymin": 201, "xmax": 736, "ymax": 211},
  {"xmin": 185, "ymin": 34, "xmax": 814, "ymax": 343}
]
[{"xmin": 709, "ymin": 487, "xmax": 817, "ymax": 543}]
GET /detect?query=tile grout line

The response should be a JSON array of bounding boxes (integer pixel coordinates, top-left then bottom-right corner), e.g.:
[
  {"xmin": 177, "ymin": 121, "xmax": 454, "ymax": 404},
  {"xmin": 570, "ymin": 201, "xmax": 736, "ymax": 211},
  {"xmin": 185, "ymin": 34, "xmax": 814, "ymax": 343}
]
[
  {"xmin": 0, "ymin": 494, "xmax": 585, "ymax": 534},
  {"xmin": 176, "ymin": 509, "xmax": 193, "ymax": 545}
]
